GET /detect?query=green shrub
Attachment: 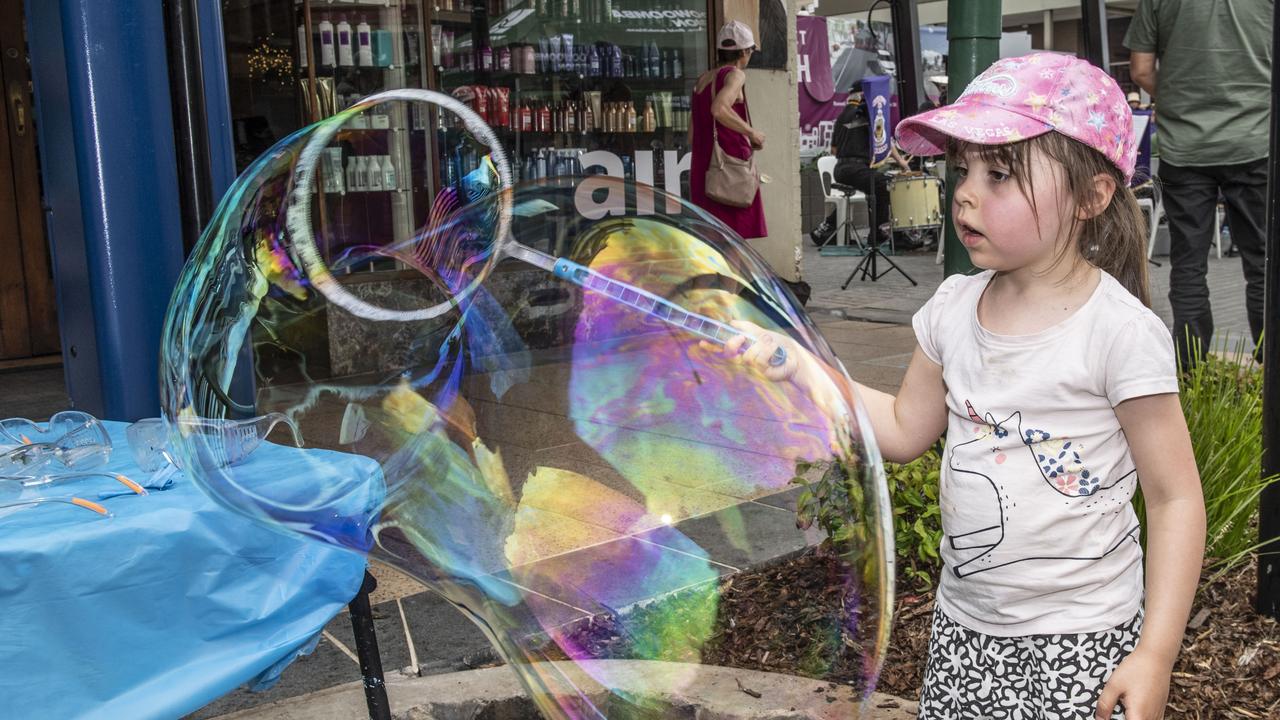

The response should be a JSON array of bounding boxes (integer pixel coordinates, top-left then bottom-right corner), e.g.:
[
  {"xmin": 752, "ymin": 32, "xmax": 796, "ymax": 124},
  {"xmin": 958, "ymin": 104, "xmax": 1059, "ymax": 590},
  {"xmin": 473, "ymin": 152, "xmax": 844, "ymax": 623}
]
[
  {"xmin": 792, "ymin": 447, "xmax": 943, "ymax": 593},
  {"xmin": 794, "ymin": 334, "xmax": 1280, "ymax": 594},
  {"xmin": 883, "ymin": 448, "xmax": 943, "ymax": 592},
  {"xmin": 1135, "ymin": 339, "xmax": 1279, "ymax": 577}
]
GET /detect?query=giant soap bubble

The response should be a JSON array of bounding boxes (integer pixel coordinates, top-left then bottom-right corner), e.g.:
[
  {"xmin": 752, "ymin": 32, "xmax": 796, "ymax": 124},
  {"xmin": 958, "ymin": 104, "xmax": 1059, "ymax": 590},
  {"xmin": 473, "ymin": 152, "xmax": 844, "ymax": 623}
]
[{"xmin": 159, "ymin": 89, "xmax": 894, "ymax": 717}]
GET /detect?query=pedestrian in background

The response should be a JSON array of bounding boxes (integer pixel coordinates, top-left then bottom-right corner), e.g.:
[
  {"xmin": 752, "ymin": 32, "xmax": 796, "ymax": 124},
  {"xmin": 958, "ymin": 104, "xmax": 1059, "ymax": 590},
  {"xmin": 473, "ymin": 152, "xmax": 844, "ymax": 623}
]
[
  {"xmin": 689, "ymin": 20, "xmax": 767, "ymax": 239},
  {"xmin": 1125, "ymin": 0, "xmax": 1272, "ymax": 368}
]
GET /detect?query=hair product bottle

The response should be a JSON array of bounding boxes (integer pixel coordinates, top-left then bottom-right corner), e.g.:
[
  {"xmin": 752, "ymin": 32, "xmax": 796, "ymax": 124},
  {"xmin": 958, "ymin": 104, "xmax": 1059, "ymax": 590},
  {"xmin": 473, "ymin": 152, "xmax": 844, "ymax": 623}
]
[
  {"xmin": 336, "ymin": 17, "xmax": 354, "ymax": 67},
  {"xmin": 356, "ymin": 18, "xmax": 373, "ymax": 67},
  {"xmin": 318, "ymin": 19, "xmax": 336, "ymax": 67}
]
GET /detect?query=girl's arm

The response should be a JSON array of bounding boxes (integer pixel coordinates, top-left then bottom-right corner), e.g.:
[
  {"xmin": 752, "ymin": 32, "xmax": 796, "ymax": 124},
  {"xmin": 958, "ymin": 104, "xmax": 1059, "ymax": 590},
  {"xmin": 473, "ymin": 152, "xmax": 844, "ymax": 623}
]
[
  {"xmin": 851, "ymin": 347, "xmax": 949, "ymax": 464},
  {"xmin": 719, "ymin": 324, "xmax": 947, "ymax": 464},
  {"xmin": 1096, "ymin": 392, "xmax": 1205, "ymax": 720}
]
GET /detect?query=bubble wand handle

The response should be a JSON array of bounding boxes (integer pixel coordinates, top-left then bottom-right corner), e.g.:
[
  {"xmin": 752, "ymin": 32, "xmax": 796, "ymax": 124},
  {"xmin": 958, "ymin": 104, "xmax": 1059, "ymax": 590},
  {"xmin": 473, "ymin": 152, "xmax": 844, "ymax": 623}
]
[{"xmin": 550, "ymin": 258, "xmax": 788, "ymax": 367}]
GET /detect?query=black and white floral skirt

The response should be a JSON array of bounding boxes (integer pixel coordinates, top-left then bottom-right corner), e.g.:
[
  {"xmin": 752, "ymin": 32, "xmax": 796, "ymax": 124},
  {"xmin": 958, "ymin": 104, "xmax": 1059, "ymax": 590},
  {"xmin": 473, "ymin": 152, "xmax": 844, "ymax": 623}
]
[{"xmin": 916, "ymin": 607, "xmax": 1143, "ymax": 719}]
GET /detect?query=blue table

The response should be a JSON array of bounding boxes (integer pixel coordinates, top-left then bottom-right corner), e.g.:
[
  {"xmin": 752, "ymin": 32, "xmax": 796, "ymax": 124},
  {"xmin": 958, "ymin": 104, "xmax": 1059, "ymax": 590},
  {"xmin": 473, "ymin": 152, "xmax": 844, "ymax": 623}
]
[{"xmin": 0, "ymin": 421, "xmax": 379, "ymax": 719}]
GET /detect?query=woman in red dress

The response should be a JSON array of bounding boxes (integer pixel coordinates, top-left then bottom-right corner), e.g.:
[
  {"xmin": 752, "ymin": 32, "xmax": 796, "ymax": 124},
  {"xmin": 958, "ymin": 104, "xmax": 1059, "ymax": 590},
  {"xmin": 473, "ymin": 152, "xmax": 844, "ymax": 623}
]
[{"xmin": 689, "ymin": 21, "xmax": 768, "ymax": 239}]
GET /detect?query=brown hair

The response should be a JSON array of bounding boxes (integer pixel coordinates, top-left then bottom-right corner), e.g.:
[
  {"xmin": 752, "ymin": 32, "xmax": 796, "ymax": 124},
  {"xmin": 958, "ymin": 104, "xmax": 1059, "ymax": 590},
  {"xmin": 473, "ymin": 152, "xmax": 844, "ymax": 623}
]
[
  {"xmin": 717, "ymin": 48, "xmax": 750, "ymax": 64},
  {"xmin": 946, "ymin": 132, "xmax": 1150, "ymax": 306}
]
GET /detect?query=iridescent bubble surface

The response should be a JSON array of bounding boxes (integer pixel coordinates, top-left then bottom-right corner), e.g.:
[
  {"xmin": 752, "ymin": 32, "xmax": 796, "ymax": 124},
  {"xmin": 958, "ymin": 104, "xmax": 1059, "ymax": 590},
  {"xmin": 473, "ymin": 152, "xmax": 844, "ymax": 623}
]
[{"xmin": 159, "ymin": 90, "xmax": 894, "ymax": 717}]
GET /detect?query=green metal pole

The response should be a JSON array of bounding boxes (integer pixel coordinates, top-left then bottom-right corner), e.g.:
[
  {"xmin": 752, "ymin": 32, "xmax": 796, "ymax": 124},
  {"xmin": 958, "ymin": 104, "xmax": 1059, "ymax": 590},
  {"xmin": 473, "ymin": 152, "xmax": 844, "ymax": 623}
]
[{"xmin": 943, "ymin": 0, "xmax": 1002, "ymax": 277}]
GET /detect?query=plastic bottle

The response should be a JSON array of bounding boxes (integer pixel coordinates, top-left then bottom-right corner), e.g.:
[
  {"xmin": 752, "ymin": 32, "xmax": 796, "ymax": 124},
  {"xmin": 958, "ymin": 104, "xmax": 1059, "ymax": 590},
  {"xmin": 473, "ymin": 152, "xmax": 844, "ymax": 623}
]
[
  {"xmin": 626, "ymin": 102, "xmax": 637, "ymax": 133},
  {"xmin": 642, "ymin": 100, "xmax": 656, "ymax": 132},
  {"xmin": 610, "ymin": 44, "xmax": 623, "ymax": 77},
  {"xmin": 539, "ymin": 103, "xmax": 552, "ymax": 132},
  {"xmin": 548, "ymin": 35, "xmax": 561, "ymax": 72},
  {"xmin": 337, "ymin": 17, "xmax": 354, "ymax": 67},
  {"xmin": 357, "ymin": 156, "xmax": 373, "ymax": 191},
  {"xmin": 318, "ymin": 19, "xmax": 336, "ymax": 67},
  {"xmin": 356, "ymin": 19, "xmax": 373, "ymax": 67},
  {"xmin": 441, "ymin": 30, "xmax": 453, "ymax": 68},
  {"xmin": 671, "ymin": 49, "xmax": 682, "ymax": 78},
  {"xmin": 499, "ymin": 46, "xmax": 512, "ymax": 71},
  {"xmin": 346, "ymin": 156, "xmax": 359, "ymax": 192},
  {"xmin": 367, "ymin": 156, "xmax": 383, "ymax": 191},
  {"xmin": 297, "ymin": 23, "xmax": 309, "ymax": 68},
  {"xmin": 380, "ymin": 155, "xmax": 395, "ymax": 190},
  {"xmin": 481, "ymin": 43, "xmax": 493, "ymax": 71}
]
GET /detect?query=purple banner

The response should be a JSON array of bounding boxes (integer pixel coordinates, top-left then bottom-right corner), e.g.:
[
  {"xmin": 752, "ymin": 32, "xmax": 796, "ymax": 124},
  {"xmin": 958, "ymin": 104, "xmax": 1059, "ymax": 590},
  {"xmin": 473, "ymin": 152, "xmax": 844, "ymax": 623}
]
[
  {"xmin": 1131, "ymin": 109, "xmax": 1154, "ymax": 186},
  {"xmin": 797, "ymin": 16, "xmax": 846, "ymax": 157},
  {"xmin": 862, "ymin": 74, "xmax": 892, "ymax": 167}
]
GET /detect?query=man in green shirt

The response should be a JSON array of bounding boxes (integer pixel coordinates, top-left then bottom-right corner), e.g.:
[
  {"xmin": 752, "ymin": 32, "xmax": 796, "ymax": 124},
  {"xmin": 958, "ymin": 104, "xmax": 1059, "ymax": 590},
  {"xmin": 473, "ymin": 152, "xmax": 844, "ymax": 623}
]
[{"xmin": 1124, "ymin": 0, "xmax": 1272, "ymax": 368}]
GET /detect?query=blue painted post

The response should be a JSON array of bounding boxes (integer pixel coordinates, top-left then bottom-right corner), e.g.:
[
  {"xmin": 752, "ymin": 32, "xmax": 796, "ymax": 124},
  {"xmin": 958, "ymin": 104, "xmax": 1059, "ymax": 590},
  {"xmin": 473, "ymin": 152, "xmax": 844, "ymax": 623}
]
[
  {"xmin": 23, "ymin": 0, "xmax": 102, "ymax": 413},
  {"xmin": 25, "ymin": 0, "xmax": 186, "ymax": 420}
]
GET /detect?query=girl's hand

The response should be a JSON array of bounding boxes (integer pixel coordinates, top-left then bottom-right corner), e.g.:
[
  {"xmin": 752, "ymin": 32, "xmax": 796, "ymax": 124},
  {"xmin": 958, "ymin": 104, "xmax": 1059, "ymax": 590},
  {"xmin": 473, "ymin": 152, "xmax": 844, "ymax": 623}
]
[
  {"xmin": 706, "ymin": 320, "xmax": 852, "ymax": 453},
  {"xmin": 714, "ymin": 320, "xmax": 799, "ymax": 382},
  {"xmin": 1095, "ymin": 647, "xmax": 1172, "ymax": 720}
]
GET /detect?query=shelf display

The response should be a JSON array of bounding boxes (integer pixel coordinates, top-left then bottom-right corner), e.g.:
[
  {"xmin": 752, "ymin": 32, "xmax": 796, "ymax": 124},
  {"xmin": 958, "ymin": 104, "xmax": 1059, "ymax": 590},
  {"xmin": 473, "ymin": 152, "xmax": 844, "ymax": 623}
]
[
  {"xmin": 433, "ymin": 0, "xmax": 706, "ymax": 188},
  {"xmin": 221, "ymin": 0, "xmax": 706, "ymax": 278}
]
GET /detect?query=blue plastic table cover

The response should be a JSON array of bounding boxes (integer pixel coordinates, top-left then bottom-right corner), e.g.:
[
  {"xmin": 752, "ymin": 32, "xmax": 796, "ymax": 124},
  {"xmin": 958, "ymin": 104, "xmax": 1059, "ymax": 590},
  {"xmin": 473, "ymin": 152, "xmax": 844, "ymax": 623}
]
[{"xmin": 0, "ymin": 420, "xmax": 382, "ymax": 720}]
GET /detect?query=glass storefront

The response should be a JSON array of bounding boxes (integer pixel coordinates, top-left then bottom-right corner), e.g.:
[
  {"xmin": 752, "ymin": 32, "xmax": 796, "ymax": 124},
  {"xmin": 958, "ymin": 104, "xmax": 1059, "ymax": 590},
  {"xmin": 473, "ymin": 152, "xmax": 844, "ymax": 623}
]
[{"xmin": 221, "ymin": 0, "xmax": 707, "ymax": 271}]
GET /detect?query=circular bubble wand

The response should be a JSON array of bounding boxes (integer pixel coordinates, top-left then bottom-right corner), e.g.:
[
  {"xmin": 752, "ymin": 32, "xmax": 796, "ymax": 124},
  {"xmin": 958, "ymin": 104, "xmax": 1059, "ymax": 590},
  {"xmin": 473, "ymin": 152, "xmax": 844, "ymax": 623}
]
[{"xmin": 286, "ymin": 88, "xmax": 786, "ymax": 367}]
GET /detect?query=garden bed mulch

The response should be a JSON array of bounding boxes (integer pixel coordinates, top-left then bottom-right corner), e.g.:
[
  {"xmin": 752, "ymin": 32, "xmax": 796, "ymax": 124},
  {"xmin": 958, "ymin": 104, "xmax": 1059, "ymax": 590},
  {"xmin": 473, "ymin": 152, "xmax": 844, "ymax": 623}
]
[
  {"xmin": 705, "ymin": 555, "xmax": 1280, "ymax": 719},
  {"xmin": 545, "ymin": 552, "xmax": 1279, "ymax": 718}
]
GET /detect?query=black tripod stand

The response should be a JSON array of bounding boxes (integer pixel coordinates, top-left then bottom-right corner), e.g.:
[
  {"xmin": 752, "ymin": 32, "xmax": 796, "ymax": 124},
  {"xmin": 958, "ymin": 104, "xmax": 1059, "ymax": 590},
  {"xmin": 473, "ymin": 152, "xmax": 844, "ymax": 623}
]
[{"xmin": 840, "ymin": 180, "xmax": 917, "ymax": 288}]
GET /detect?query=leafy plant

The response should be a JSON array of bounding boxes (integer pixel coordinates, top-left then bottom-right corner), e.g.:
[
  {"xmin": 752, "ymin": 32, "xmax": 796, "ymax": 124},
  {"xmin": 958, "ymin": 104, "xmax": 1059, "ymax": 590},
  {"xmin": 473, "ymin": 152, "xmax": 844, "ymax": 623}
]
[
  {"xmin": 883, "ymin": 448, "xmax": 943, "ymax": 592},
  {"xmin": 792, "ymin": 446, "xmax": 943, "ymax": 594},
  {"xmin": 1134, "ymin": 336, "xmax": 1280, "ymax": 578}
]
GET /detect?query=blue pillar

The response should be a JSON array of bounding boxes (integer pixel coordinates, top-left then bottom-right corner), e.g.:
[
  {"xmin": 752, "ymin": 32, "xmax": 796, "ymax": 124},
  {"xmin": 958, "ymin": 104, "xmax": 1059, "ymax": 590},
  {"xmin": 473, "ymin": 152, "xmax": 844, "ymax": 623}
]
[
  {"xmin": 24, "ymin": 0, "xmax": 186, "ymax": 421},
  {"xmin": 196, "ymin": 0, "xmax": 237, "ymax": 201}
]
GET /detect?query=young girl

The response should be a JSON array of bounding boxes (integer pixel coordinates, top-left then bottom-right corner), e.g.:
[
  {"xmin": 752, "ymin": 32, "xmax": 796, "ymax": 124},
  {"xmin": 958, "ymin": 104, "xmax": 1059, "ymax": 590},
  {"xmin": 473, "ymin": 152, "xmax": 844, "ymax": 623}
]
[{"xmin": 728, "ymin": 53, "xmax": 1206, "ymax": 719}]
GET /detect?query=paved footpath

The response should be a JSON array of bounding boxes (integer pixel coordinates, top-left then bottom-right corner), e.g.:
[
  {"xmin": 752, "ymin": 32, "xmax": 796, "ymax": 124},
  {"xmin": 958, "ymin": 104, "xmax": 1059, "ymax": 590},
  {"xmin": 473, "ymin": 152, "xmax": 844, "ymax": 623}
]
[
  {"xmin": 801, "ymin": 239, "xmax": 1255, "ymax": 352},
  {"xmin": 193, "ymin": 237, "xmax": 1253, "ymax": 720}
]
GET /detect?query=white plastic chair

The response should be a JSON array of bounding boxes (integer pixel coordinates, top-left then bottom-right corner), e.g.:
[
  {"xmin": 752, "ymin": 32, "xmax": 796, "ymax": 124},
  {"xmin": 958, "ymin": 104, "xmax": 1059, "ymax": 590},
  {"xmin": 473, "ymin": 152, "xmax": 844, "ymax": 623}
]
[
  {"xmin": 1212, "ymin": 205, "xmax": 1225, "ymax": 257},
  {"xmin": 816, "ymin": 155, "xmax": 868, "ymax": 247},
  {"xmin": 1142, "ymin": 193, "xmax": 1223, "ymax": 260},
  {"xmin": 1139, "ymin": 189, "xmax": 1163, "ymax": 260},
  {"xmin": 1142, "ymin": 156, "xmax": 1222, "ymax": 261}
]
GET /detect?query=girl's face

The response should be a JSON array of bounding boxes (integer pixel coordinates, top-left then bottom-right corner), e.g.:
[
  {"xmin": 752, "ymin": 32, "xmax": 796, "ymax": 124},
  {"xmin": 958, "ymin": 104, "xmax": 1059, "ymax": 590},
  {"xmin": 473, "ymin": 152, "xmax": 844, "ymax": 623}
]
[{"xmin": 951, "ymin": 144, "xmax": 1075, "ymax": 273}]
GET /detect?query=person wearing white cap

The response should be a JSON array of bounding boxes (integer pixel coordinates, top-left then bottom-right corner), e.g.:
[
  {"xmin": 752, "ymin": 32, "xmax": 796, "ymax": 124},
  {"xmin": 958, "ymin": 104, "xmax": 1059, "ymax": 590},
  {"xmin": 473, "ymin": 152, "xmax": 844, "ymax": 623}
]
[
  {"xmin": 687, "ymin": 20, "xmax": 768, "ymax": 238},
  {"xmin": 1126, "ymin": 91, "xmax": 1142, "ymax": 110}
]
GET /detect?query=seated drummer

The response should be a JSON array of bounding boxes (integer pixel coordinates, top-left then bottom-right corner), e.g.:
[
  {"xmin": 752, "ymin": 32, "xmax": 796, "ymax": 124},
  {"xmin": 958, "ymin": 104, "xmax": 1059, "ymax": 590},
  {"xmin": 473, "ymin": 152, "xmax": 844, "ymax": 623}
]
[{"xmin": 811, "ymin": 87, "xmax": 910, "ymax": 246}]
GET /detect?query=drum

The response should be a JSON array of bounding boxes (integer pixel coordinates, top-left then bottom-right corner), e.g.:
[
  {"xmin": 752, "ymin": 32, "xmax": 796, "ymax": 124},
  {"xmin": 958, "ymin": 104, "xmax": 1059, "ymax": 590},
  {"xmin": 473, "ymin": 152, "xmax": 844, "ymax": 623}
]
[{"xmin": 888, "ymin": 174, "xmax": 943, "ymax": 231}]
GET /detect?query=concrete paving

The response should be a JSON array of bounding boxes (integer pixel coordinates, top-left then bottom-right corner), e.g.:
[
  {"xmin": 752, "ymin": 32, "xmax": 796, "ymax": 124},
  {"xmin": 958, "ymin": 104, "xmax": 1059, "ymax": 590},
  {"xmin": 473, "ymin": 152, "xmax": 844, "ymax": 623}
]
[
  {"xmin": 206, "ymin": 661, "xmax": 917, "ymax": 720},
  {"xmin": 799, "ymin": 229, "xmax": 1256, "ymax": 350},
  {"xmin": 192, "ymin": 231, "xmax": 1260, "ymax": 719},
  {"xmin": 0, "ymin": 221, "xmax": 1255, "ymax": 720},
  {"xmin": 191, "ymin": 313, "xmax": 918, "ymax": 720}
]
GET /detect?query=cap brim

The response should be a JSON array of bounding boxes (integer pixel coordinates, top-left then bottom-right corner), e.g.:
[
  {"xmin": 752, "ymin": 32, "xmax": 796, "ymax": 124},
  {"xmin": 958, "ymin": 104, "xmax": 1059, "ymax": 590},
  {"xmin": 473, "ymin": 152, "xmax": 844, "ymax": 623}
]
[{"xmin": 895, "ymin": 100, "xmax": 1053, "ymax": 157}]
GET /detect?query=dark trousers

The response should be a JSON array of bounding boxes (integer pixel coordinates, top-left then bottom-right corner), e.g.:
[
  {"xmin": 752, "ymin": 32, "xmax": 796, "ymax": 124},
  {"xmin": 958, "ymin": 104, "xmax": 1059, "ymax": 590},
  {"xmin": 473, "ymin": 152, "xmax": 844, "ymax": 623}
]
[
  {"xmin": 1159, "ymin": 159, "xmax": 1267, "ymax": 368},
  {"xmin": 821, "ymin": 159, "xmax": 892, "ymax": 236}
]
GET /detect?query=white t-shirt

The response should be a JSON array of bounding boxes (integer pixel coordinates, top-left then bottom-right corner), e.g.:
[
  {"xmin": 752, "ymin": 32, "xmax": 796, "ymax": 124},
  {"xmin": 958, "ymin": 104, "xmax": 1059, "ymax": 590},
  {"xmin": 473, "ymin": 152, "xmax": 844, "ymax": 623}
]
[{"xmin": 912, "ymin": 269, "xmax": 1178, "ymax": 636}]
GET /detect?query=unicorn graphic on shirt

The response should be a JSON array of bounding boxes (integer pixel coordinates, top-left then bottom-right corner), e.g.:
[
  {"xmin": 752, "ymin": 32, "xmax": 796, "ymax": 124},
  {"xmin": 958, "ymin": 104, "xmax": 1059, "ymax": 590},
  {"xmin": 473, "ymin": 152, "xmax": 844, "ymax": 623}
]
[{"xmin": 943, "ymin": 400, "xmax": 1140, "ymax": 578}]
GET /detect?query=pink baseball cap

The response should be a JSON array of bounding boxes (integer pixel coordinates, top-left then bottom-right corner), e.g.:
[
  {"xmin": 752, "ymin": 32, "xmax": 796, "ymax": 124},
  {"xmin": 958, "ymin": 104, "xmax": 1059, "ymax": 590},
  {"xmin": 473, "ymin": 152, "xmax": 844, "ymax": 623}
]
[{"xmin": 896, "ymin": 52, "xmax": 1137, "ymax": 181}]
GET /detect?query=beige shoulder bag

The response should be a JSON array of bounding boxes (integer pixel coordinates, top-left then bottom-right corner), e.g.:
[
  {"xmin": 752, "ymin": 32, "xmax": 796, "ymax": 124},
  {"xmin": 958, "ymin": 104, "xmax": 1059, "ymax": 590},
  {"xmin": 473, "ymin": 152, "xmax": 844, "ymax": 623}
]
[{"xmin": 704, "ymin": 72, "xmax": 760, "ymax": 208}]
